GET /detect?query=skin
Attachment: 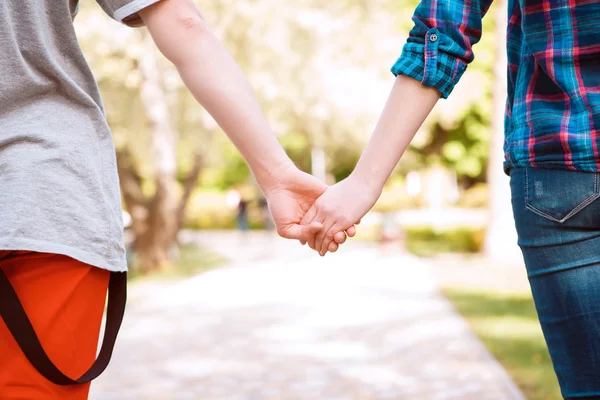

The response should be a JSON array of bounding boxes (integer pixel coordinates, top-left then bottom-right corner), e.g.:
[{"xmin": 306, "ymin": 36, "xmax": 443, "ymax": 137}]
[
  {"xmin": 139, "ymin": 0, "xmax": 354, "ymax": 251},
  {"xmin": 301, "ymin": 76, "xmax": 441, "ymax": 256}
]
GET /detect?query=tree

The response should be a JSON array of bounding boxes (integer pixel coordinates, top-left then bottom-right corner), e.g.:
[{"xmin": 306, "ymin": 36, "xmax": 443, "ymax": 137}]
[
  {"xmin": 76, "ymin": 5, "xmax": 207, "ymax": 272},
  {"xmin": 116, "ymin": 33, "xmax": 204, "ymax": 273}
]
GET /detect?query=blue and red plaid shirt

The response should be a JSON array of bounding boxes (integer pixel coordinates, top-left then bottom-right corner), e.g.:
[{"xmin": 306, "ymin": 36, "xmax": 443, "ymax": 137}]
[{"xmin": 392, "ymin": 0, "xmax": 600, "ymax": 172}]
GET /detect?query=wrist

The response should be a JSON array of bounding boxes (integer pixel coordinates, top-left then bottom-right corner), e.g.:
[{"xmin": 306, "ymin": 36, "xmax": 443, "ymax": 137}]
[
  {"xmin": 254, "ymin": 156, "xmax": 297, "ymax": 195},
  {"xmin": 349, "ymin": 167, "xmax": 384, "ymax": 201}
]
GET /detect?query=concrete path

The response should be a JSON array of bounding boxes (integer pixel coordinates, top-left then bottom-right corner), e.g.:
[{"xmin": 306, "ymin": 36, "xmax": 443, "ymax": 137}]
[{"xmin": 90, "ymin": 232, "xmax": 525, "ymax": 400}]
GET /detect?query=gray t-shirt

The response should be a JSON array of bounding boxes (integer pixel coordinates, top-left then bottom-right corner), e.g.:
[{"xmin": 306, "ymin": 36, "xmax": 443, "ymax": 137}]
[{"xmin": 0, "ymin": 0, "xmax": 161, "ymax": 271}]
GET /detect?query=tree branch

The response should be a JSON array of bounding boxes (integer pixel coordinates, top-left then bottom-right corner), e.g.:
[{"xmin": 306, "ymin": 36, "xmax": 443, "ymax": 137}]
[{"xmin": 115, "ymin": 146, "xmax": 149, "ymax": 208}]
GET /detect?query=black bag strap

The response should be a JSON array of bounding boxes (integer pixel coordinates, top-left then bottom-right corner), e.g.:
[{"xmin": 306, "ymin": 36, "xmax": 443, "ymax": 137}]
[{"xmin": 0, "ymin": 269, "xmax": 127, "ymax": 386}]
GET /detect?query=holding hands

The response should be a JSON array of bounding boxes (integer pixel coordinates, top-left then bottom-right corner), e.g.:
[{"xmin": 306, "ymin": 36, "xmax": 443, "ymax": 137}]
[
  {"xmin": 271, "ymin": 75, "xmax": 441, "ymax": 255},
  {"xmin": 263, "ymin": 165, "xmax": 382, "ymax": 256},
  {"xmin": 140, "ymin": 3, "xmax": 440, "ymax": 257},
  {"xmin": 262, "ymin": 164, "xmax": 359, "ymax": 253},
  {"xmin": 299, "ymin": 174, "xmax": 381, "ymax": 256},
  {"xmin": 263, "ymin": 77, "xmax": 441, "ymax": 255}
]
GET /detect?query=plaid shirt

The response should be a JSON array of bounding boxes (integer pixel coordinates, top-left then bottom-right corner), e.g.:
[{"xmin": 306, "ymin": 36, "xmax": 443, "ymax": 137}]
[{"xmin": 392, "ymin": 0, "xmax": 600, "ymax": 172}]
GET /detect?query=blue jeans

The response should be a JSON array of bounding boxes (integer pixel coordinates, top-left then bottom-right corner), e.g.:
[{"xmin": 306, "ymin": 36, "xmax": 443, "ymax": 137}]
[{"xmin": 511, "ymin": 167, "xmax": 600, "ymax": 399}]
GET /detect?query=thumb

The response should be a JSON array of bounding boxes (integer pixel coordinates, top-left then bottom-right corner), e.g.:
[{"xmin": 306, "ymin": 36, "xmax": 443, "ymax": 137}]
[
  {"xmin": 299, "ymin": 204, "xmax": 319, "ymax": 245},
  {"xmin": 300, "ymin": 204, "xmax": 318, "ymax": 225}
]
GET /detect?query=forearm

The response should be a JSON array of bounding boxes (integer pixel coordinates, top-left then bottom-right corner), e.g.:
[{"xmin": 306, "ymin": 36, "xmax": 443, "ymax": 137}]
[
  {"xmin": 175, "ymin": 34, "xmax": 294, "ymax": 189},
  {"xmin": 352, "ymin": 75, "xmax": 440, "ymax": 192},
  {"xmin": 141, "ymin": 1, "xmax": 293, "ymax": 191}
]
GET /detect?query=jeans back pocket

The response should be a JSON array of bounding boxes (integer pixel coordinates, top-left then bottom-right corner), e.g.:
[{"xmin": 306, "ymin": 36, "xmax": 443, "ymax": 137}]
[{"xmin": 525, "ymin": 167, "xmax": 600, "ymax": 223}]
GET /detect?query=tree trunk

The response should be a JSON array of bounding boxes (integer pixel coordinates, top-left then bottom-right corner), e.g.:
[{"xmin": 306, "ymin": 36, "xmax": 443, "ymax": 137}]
[
  {"xmin": 135, "ymin": 32, "xmax": 179, "ymax": 273},
  {"xmin": 484, "ymin": 0, "xmax": 521, "ymax": 262},
  {"xmin": 175, "ymin": 149, "xmax": 204, "ymax": 236}
]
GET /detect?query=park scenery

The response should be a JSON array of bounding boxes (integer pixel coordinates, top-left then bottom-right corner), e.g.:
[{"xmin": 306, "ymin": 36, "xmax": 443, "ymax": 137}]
[{"xmin": 76, "ymin": 0, "xmax": 561, "ymax": 399}]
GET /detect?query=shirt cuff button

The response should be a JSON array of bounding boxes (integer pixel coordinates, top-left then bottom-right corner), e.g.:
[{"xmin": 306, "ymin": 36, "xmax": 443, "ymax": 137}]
[{"xmin": 429, "ymin": 33, "xmax": 438, "ymax": 42}]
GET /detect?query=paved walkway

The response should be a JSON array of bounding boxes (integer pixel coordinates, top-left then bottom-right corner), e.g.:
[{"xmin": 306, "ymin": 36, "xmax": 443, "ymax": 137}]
[{"xmin": 90, "ymin": 232, "xmax": 525, "ymax": 400}]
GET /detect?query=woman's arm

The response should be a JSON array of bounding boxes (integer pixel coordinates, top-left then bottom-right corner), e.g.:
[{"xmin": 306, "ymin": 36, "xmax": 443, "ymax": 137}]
[
  {"xmin": 302, "ymin": 0, "xmax": 495, "ymax": 254},
  {"xmin": 300, "ymin": 76, "xmax": 440, "ymax": 255},
  {"xmin": 352, "ymin": 76, "xmax": 440, "ymax": 194}
]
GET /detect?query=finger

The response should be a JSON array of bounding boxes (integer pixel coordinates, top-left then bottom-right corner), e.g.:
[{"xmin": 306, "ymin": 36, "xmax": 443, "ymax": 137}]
[
  {"xmin": 300, "ymin": 204, "xmax": 317, "ymax": 249},
  {"xmin": 328, "ymin": 241, "xmax": 339, "ymax": 253},
  {"xmin": 333, "ymin": 231, "xmax": 347, "ymax": 245},
  {"xmin": 299, "ymin": 226, "xmax": 315, "ymax": 246},
  {"xmin": 323, "ymin": 220, "xmax": 356, "ymax": 255},
  {"xmin": 345, "ymin": 225, "xmax": 357, "ymax": 238},
  {"xmin": 280, "ymin": 221, "xmax": 322, "ymax": 241},
  {"xmin": 301, "ymin": 221, "xmax": 324, "ymax": 244},
  {"xmin": 307, "ymin": 210, "xmax": 324, "ymax": 251},
  {"xmin": 319, "ymin": 223, "xmax": 340, "ymax": 256},
  {"xmin": 315, "ymin": 220, "xmax": 335, "ymax": 256}
]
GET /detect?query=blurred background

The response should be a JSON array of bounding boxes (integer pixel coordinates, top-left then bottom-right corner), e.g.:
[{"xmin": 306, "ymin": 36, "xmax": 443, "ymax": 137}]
[{"xmin": 76, "ymin": 0, "xmax": 561, "ymax": 399}]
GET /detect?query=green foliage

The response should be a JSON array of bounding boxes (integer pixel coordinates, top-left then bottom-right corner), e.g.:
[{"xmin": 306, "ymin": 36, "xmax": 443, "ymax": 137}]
[
  {"xmin": 206, "ymin": 142, "xmax": 252, "ymax": 190},
  {"xmin": 327, "ymin": 141, "xmax": 363, "ymax": 182},
  {"xmin": 445, "ymin": 289, "xmax": 562, "ymax": 400},
  {"xmin": 405, "ymin": 226, "xmax": 486, "ymax": 256},
  {"xmin": 279, "ymin": 132, "xmax": 312, "ymax": 173},
  {"xmin": 353, "ymin": 223, "xmax": 486, "ymax": 256},
  {"xmin": 183, "ymin": 190, "xmax": 236, "ymax": 229},
  {"xmin": 372, "ymin": 178, "xmax": 421, "ymax": 212},
  {"xmin": 183, "ymin": 189, "xmax": 266, "ymax": 230},
  {"xmin": 458, "ymin": 183, "xmax": 489, "ymax": 208}
]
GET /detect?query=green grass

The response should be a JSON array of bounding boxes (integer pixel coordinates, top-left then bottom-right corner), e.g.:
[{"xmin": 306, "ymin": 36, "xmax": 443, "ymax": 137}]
[
  {"xmin": 354, "ymin": 225, "xmax": 485, "ymax": 256},
  {"xmin": 128, "ymin": 245, "xmax": 227, "ymax": 283},
  {"xmin": 443, "ymin": 288, "xmax": 562, "ymax": 400}
]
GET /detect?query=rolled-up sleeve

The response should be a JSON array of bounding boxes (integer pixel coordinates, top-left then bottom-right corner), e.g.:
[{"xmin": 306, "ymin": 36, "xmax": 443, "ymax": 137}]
[
  {"xmin": 391, "ymin": 0, "xmax": 494, "ymax": 99},
  {"xmin": 95, "ymin": 0, "xmax": 165, "ymax": 27}
]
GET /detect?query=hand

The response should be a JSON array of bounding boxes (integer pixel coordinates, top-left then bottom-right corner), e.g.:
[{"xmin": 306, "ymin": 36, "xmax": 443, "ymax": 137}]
[
  {"xmin": 300, "ymin": 173, "xmax": 381, "ymax": 256},
  {"xmin": 263, "ymin": 165, "xmax": 356, "ymax": 251}
]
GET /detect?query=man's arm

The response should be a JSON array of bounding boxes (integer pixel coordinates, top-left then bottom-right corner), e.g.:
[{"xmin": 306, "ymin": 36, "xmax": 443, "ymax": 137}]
[
  {"xmin": 300, "ymin": 76, "xmax": 440, "ymax": 255},
  {"xmin": 139, "ymin": 0, "xmax": 291, "ymax": 191},
  {"xmin": 138, "ymin": 0, "xmax": 355, "ymax": 245}
]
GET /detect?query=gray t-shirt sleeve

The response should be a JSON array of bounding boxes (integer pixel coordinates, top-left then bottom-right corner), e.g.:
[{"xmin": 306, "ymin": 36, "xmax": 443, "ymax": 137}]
[{"xmin": 95, "ymin": 0, "xmax": 164, "ymax": 27}]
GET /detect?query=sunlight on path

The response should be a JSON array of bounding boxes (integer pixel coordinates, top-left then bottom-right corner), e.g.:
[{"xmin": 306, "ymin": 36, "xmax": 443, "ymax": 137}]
[{"xmin": 91, "ymin": 233, "xmax": 524, "ymax": 400}]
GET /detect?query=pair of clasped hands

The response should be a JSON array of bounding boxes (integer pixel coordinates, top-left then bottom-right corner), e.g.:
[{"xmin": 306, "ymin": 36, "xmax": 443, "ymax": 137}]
[{"xmin": 263, "ymin": 161, "xmax": 381, "ymax": 256}]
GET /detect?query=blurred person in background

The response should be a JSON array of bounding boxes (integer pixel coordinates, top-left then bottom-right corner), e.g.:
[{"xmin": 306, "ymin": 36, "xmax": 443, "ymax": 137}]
[
  {"xmin": 302, "ymin": 0, "xmax": 600, "ymax": 397},
  {"xmin": 259, "ymin": 197, "xmax": 275, "ymax": 232},
  {"xmin": 0, "ymin": 0, "xmax": 356, "ymax": 398},
  {"xmin": 236, "ymin": 196, "xmax": 250, "ymax": 232}
]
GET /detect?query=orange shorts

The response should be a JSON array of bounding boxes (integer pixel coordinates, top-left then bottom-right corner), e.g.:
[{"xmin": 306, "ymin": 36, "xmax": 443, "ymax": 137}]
[{"xmin": 0, "ymin": 251, "xmax": 110, "ymax": 400}]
